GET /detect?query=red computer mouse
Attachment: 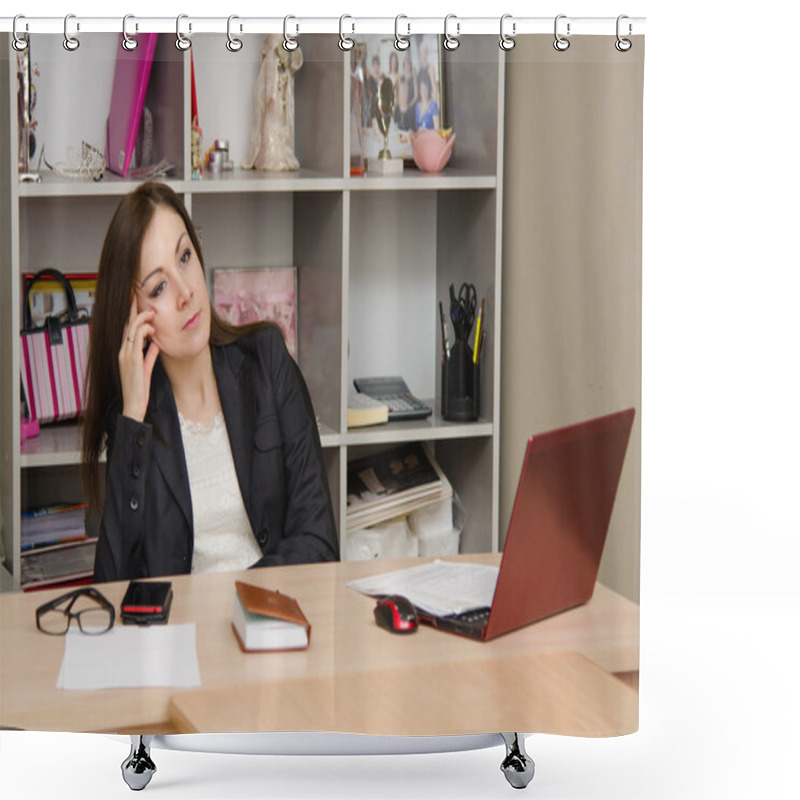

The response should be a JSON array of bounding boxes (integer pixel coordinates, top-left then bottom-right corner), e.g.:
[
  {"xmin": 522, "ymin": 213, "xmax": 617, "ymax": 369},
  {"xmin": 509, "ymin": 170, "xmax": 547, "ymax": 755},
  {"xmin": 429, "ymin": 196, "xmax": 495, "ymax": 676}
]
[{"xmin": 374, "ymin": 595, "xmax": 418, "ymax": 634}]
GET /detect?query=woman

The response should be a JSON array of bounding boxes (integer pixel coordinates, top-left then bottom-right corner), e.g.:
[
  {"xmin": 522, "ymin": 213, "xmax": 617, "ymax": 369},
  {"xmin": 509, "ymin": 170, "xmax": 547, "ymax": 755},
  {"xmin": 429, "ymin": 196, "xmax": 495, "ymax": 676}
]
[
  {"xmin": 393, "ymin": 76, "xmax": 417, "ymax": 132},
  {"xmin": 82, "ymin": 181, "xmax": 338, "ymax": 582},
  {"xmin": 387, "ymin": 50, "xmax": 401, "ymax": 94},
  {"xmin": 415, "ymin": 69, "xmax": 440, "ymax": 131},
  {"xmin": 402, "ymin": 54, "xmax": 417, "ymax": 112}
]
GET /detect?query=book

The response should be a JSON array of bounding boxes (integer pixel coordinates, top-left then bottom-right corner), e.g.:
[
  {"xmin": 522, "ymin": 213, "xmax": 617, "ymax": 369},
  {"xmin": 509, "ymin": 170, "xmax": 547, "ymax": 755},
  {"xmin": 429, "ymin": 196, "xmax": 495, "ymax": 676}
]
[
  {"xmin": 346, "ymin": 442, "xmax": 452, "ymax": 532},
  {"xmin": 231, "ymin": 581, "xmax": 311, "ymax": 652},
  {"xmin": 347, "ymin": 392, "xmax": 389, "ymax": 428}
]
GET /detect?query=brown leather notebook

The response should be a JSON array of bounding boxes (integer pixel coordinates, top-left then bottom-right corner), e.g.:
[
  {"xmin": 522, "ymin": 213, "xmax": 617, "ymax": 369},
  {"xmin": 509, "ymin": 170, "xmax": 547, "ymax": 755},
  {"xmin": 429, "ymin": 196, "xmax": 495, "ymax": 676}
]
[{"xmin": 232, "ymin": 580, "xmax": 311, "ymax": 652}]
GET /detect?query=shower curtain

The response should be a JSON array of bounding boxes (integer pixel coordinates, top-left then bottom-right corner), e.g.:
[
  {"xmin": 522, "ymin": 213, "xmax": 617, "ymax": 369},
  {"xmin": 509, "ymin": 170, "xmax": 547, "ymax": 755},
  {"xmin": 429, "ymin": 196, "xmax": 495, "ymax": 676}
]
[{"xmin": 0, "ymin": 14, "xmax": 643, "ymax": 792}]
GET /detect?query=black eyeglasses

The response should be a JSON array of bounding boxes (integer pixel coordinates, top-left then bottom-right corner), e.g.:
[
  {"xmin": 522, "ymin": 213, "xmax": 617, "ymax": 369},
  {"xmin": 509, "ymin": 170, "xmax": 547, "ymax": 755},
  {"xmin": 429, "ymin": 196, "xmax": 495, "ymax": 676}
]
[{"xmin": 35, "ymin": 587, "xmax": 115, "ymax": 636}]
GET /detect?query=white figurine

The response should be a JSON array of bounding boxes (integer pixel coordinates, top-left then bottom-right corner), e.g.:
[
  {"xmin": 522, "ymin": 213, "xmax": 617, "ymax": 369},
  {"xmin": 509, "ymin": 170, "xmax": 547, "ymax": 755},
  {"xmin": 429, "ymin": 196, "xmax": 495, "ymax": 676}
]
[{"xmin": 243, "ymin": 34, "xmax": 304, "ymax": 172}]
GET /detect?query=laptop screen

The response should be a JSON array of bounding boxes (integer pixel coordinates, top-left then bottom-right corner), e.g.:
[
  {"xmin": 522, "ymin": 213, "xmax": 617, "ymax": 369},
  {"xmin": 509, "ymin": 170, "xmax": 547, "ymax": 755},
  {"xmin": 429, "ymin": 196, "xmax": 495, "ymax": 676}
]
[{"xmin": 485, "ymin": 408, "xmax": 635, "ymax": 640}]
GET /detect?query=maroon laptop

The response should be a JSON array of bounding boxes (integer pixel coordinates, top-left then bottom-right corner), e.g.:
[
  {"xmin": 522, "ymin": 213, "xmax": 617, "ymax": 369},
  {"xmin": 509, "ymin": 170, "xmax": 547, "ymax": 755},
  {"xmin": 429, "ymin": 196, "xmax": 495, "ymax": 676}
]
[{"xmin": 418, "ymin": 407, "xmax": 636, "ymax": 640}]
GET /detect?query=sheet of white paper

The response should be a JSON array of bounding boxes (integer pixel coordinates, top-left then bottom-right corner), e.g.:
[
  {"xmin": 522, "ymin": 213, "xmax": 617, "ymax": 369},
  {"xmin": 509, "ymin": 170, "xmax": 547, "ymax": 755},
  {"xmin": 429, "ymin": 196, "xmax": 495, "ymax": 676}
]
[
  {"xmin": 56, "ymin": 623, "xmax": 201, "ymax": 690},
  {"xmin": 347, "ymin": 559, "xmax": 500, "ymax": 616}
]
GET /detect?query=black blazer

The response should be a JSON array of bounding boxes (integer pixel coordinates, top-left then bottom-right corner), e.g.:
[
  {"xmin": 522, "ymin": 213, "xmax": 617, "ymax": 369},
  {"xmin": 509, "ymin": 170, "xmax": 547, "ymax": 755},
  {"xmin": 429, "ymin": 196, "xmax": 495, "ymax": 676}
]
[{"xmin": 93, "ymin": 325, "xmax": 339, "ymax": 582}]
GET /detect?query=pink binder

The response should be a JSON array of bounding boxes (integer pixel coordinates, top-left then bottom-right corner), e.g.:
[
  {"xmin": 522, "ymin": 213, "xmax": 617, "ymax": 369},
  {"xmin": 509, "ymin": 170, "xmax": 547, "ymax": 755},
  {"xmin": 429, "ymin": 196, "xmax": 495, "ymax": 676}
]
[{"xmin": 105, "ymin": 33, "xmax": 158, "ymax": 177}]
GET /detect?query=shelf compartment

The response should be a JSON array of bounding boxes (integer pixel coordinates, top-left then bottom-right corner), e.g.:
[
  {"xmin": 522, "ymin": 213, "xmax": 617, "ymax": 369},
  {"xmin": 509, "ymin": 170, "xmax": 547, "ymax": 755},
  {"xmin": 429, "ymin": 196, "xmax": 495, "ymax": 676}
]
[
  {"xmin": 192, "ymin": 190, "xmax": 343, "ymax": 434},
  {"xmin": 19, "ymin": 194, "xmax": 145, "ymax": 273},
  {"xmin": 348, "ymin": 190, "xmax": 439, "ymax": 403},
  {"xmin": 22, "ymin": 33, "xmax": 184, "ymax": 187},
  {"xmin": 348, "ymin": 189, "xmax": 497, "ymax": 423},
  {"xmin": 191, "ymin": 34, "xmax": 343, "ymax": 179},
  {"xmin": 344, "ymin": 433, "xmax": 495, "ymax": 554}
]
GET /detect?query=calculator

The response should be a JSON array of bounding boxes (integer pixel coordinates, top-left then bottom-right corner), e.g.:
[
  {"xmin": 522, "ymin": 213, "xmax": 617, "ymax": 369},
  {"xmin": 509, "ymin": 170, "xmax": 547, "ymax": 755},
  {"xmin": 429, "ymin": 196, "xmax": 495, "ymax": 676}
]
[{"xmin": 353, "ymin": 376, "xmax": 433, "ymax": 421}]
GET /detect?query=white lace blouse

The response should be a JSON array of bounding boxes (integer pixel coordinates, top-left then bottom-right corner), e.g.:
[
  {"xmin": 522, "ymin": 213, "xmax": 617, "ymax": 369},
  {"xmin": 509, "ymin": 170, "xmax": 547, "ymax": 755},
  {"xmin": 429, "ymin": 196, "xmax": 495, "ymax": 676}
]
[{"xmin": 178, "ymin": 411, "xmax": 264, "ymax": 574}]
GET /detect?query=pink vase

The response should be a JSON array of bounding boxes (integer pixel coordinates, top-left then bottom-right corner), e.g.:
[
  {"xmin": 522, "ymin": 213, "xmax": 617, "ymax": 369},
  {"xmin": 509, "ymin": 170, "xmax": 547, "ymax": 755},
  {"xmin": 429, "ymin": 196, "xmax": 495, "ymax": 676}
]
[{"xmin": 410, "ymin": 129, "xmax": 456, "ymax": 174}]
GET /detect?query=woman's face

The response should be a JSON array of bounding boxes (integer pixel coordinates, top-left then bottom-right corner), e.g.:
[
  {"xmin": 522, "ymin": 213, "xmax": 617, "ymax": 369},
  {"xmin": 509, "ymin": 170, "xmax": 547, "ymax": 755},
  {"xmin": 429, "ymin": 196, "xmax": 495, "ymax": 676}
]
[
  {"xmin": 419, "ymin": 81, "xmax": 430, "ymax": 103},
  {"xmin": 135, "ymin": 205, "xmax": 211, "ymax": 361}
]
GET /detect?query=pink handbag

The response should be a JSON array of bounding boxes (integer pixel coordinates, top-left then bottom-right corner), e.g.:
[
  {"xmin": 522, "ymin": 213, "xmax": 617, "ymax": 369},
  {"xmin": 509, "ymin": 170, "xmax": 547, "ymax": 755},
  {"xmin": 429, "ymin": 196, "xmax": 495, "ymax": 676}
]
[{"xmin": 19, "ymin": 270, "xmax": 91, "ymax": 425}]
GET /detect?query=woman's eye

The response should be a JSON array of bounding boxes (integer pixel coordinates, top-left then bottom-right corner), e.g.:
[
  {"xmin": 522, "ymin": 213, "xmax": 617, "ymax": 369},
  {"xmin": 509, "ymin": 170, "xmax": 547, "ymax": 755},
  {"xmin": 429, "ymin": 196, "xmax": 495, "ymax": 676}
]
[
  {"xmin": 180, "ymin": 247, "xmax": 192, "ymax": 265},
  {"xmin": 149, "ymin": 280, "xmax": 167, "ymax": 299}
]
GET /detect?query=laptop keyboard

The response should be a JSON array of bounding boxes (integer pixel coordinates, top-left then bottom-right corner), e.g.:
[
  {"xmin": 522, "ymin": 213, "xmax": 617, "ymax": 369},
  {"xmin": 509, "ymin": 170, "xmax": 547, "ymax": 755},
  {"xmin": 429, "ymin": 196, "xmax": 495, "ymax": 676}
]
[{"xmin": 450, "ymin": 608, "xmax": 491, "ymax": 625}]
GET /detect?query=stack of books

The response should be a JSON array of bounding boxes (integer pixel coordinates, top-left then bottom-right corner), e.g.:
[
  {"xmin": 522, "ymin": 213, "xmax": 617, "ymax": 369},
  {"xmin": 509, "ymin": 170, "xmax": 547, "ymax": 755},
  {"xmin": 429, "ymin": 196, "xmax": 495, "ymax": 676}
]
[
  {"xmin": 20, "ymin": 503, "xmax": 96, "ymax": 591},
  {"xmin": 346, "ymin": 442, "xmax": 452, "ymax": 533}
]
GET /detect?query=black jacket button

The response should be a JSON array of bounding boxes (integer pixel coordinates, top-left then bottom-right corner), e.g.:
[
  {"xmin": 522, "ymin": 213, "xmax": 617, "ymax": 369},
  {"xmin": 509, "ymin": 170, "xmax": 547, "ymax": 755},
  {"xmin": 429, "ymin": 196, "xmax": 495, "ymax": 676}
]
[
  {"xmin": 137, "ymin": 432, "xmax": 145, "ymax": 447},
  {"xmin": 130, "ymin": 495, "xmax": 139, "ymax": 511},
  {"xmin": 132, "ymin": 463, "xmax": 141, "ymax": 478}
]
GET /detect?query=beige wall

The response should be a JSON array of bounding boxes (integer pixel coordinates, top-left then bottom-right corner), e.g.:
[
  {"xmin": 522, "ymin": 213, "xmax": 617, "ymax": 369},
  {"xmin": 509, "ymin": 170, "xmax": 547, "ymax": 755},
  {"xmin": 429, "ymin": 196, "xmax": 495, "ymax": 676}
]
[{"xmin": 501, "ymin": 36, "xmax": 644, "ymax": 601}]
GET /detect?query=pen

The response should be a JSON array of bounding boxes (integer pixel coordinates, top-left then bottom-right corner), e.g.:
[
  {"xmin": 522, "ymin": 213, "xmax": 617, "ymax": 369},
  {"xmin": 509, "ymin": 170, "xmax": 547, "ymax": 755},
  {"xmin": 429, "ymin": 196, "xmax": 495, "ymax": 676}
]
[
  {"xmin": 439, "ymin": 301, "xmax": 450, "ymax": 362},
  {"xmin": 472, "ymin": 298, "xmax": 484, "ymax": 364},
  {"xmin": 477, "ymin": 328, "xmax": 486, "ymax": 365}
]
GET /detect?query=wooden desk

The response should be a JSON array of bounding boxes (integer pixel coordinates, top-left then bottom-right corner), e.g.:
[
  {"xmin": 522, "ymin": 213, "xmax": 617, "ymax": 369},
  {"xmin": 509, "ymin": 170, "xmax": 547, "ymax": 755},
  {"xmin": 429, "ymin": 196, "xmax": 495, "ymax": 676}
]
[{"xmin": 0, "ymin": 555, "xmax": 639, "ymax": 736}]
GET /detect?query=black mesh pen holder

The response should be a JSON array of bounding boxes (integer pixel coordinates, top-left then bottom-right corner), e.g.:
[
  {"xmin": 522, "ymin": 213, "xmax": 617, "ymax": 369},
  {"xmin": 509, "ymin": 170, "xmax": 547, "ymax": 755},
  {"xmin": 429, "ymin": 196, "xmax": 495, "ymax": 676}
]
[{"xmin": 442, "ymin": 342, "xmax": 480, "ymax": 422}]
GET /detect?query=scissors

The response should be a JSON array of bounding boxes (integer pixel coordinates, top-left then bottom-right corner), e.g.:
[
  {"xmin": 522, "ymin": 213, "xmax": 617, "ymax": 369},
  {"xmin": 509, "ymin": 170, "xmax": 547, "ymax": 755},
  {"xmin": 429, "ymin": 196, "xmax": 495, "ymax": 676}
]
[{"xmin": 449, "ymin": 282, "xmax": 477, "ymax": 343}]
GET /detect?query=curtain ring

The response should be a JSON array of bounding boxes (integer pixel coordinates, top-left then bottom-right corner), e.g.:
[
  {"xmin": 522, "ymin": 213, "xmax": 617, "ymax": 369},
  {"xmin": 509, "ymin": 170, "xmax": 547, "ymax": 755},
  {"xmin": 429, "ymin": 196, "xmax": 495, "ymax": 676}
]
[
  {"xmin": 443, "ymin": 14, "xmax": 460, "ymax": 51},
  {"xmin": 499, "ymin": 14, "xmax": 516, "ymax": 51},
  {"xmin": 63, "ymin": 14, "xmax": 80, "ymax": 51},
  {"xmin": 226, "ymin": 15, "xmax": 243, "ymax": 52},
  {"xmin": 338, "ymin": 14, "xmax": 355, "ymax": 51},
  {"xmin": 553, "ymin": 14, "xmax": 570, "ymax": 51},
  {"xmin": 615, "ymin": 15, "xmax": 632, "ymax": 52},
  {"xmin": 122, "ymin": 15, "xmax": 138, "ymax": 51},
  {"xmin": 283, "ymin": 15, "xmax": 299, "ymax": 51},
  {"xmin": 176, "ymin": 14, "xmax": 192, "ymax": 51},
  {"xmin": 12, "ymin": 15, "xmax": 29, "ymax": 52},
  {"xmin": 394, "ymin": 15, "xmax": 410, "ymax": 51}
]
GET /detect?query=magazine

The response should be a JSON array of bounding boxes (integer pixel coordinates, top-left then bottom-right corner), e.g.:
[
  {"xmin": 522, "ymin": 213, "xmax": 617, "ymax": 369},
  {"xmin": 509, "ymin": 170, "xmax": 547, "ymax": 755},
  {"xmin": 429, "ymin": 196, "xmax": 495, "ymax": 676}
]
[{"xmin": 346, "ymin": 442, "xmax": 452, "ymax": 532}]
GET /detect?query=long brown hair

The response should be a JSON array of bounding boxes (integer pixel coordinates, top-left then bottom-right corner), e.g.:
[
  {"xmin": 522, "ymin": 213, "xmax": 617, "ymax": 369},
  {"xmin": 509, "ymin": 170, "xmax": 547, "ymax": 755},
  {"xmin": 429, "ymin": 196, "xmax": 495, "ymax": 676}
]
[{"xmin": 81, "ymin": 180, "xmax": 266, "ymax": 510}]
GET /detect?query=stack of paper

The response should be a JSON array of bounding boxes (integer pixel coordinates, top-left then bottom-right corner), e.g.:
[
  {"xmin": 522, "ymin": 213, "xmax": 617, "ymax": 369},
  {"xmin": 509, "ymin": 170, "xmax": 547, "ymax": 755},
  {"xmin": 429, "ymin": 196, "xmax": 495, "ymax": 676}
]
[
  {"xmin": 346, "ymin": 442, "xmax": 452, "ymax": 532},
  {"xmin": 57, "ymin": 624, "xmax": 201, "ymax": 690},
  {"xmin": 347, "ymin": 559, "xmax": 500, "ymax": 616},
  {"xmin": 21, "ymin": 539, "xmax": 97, "ymax": 591}
]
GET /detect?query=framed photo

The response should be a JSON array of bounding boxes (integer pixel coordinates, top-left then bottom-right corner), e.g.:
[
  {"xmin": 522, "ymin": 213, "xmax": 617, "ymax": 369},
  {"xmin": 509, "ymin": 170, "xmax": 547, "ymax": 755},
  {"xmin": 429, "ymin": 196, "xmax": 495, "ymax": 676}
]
[
  {"xmin": 356, "ymin": 34, "xmax": 445, "ymax": 162},
  {"xmin": 212, "ymin": 267, "xmax": 298, "ymax": 359}
]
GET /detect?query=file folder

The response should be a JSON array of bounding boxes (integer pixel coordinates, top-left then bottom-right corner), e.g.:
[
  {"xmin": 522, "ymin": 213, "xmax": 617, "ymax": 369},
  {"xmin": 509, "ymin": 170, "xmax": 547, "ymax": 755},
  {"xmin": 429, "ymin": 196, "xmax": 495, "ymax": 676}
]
[{"xmin": 105, "ymin": 33, "xmax": 158, "ymax": 177}]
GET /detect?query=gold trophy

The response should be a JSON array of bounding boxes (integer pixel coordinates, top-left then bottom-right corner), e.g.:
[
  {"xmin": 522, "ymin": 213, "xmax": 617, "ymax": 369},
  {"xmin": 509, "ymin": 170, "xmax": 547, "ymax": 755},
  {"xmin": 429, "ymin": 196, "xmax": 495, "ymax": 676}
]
[{"xmin": 369, "ymin": 77, "xmax": 403, "ymax": 175}]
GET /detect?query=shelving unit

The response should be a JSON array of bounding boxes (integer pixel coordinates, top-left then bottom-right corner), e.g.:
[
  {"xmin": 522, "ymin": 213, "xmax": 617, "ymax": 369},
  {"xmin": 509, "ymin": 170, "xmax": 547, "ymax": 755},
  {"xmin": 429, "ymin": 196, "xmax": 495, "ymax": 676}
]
[{"xmin": 1, "ymin": 33, "xmax": 505, "ymax": 587}]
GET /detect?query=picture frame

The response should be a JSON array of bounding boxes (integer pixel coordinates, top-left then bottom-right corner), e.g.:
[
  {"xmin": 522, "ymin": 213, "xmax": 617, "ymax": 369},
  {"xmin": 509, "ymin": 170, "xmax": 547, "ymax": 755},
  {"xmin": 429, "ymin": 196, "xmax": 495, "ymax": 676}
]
[
  {"xmin": 211, "ymin": 266, "xmax": 298, "ymax": 359},
  {"xmin": 356, "ymin": 34, "xmax": 446, "ymax": 162}
]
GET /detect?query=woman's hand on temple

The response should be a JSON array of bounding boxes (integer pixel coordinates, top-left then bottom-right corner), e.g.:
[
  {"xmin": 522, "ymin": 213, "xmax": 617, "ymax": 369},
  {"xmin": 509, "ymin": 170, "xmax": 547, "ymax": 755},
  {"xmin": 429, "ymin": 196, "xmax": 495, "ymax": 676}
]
[{"xmin": 119, "ymin": 301, "xmax": 159, "ymax": 422}]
